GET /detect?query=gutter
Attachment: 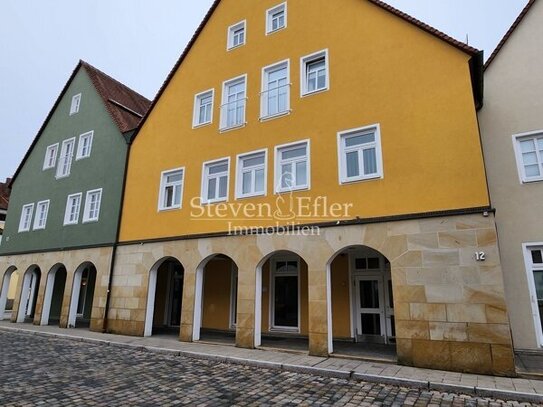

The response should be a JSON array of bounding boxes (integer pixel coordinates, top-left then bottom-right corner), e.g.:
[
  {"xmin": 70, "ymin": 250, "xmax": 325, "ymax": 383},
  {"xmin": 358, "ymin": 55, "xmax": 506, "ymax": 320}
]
[{"xmin": 102, "ymin": 130, "xmax": 134, "ymax": 333}]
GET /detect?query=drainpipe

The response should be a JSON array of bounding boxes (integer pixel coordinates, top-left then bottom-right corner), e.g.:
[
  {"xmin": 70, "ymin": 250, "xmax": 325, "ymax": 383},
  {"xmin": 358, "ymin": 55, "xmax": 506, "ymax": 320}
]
[{"xmin": 102, "ymin": 134, "xmax": 133, "ymax": 333}]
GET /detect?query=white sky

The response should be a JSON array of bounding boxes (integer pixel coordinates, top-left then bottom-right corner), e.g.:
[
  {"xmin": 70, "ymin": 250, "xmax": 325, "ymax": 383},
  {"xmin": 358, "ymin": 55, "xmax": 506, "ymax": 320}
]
[{"xmin": 0, "ymin": 0, "xmax": 528, "ymax": 181}]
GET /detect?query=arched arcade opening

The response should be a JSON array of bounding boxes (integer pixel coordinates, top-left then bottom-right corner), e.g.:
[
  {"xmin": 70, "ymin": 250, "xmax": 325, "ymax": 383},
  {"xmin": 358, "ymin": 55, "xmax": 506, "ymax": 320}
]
[
  {"xmin": 68, "ymin": 262, "xmax": 97, "ymax": 329},
  {"xmin": 144, "ymin": 257, "xmax": 185, "ymax": 337},
  {"xmin": 193, "ymin": 254, "xmax": 238, "ymax": 344},
  {"xmin": 327, "ymin": 245, "xmax": 397, "ymax": 361},
  {"xmin": 16, "ymin": 265, "xmax": 41, "ymax": 323}
]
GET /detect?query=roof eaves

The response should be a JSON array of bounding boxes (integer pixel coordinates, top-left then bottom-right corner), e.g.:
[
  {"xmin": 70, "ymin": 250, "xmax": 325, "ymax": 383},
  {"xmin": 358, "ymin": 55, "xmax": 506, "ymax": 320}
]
[
  {"xmin": 9, "ymin": 61, "xmax": 84, "ymax": 188},
  {"xmin": 484, "ymin": 0, "xmax": 536, "ymax": 70},
  {"xmin": 132, "ymin": 0, "xmax": 482, "ymax": 143},
  {"xmin": 366, "ymin": 0, "xmax": 480, "ymax": 56}
]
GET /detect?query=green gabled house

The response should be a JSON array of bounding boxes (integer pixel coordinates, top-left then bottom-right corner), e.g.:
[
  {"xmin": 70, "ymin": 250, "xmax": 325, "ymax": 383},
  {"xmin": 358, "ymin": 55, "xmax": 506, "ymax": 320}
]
[{"xmin": 0, "ymin": 61, "xmax": 150, "ymax": 331}]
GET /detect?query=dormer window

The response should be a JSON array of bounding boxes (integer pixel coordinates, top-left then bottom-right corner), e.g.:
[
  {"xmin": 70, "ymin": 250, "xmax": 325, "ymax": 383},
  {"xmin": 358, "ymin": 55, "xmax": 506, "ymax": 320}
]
[
  {"xmin": 266, "ymin": 3, "xmax": 287, "ymax": 34},
  {"xmin": 228, "ymin": 21, "xmax": 246, "ymax": 50},
  {"xmin": 70, "ymin": 93, "xmax": 81, "ymax": 115}
]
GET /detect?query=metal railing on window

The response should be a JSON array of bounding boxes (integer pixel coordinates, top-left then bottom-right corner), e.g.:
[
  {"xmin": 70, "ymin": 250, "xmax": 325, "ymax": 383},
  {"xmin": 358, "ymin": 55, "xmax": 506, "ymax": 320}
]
[
  {"xmin": 260, "ymin": 83, "xmax": 291, "ymax": 119},
  {"xmin": 220, "ymin": 98, "xmax": 248, "ymax": 130}
]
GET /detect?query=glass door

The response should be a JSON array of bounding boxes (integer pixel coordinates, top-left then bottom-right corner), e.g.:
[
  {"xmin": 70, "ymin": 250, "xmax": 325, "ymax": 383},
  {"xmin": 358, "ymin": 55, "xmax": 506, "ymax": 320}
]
[{"xmin": 355, "ymin": 276, "xmax": 385, "ymax": 343}]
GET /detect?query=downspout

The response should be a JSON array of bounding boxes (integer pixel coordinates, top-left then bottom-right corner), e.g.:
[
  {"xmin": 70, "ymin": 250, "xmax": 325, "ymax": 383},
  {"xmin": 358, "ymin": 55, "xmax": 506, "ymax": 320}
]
[{"xmin": 102, "ymin": 132, "xmax": 133, "ymax": 333}]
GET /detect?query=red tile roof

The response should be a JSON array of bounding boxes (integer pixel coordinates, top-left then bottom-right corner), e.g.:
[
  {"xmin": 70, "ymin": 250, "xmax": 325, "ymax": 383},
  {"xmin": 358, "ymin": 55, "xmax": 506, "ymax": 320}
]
[
  {"xmin": 10, "ymin": 61, "xmax": 151, "ymax": 187},
  {"xmin": 366, "ymin": 0, "xmax": 480, "ymax": 56},
  {"xmin": 0, "ymin": 178, "xmax": 11, "ymax": 211},
  {"xmin": 81, "ymin": 61, "xmax": 151, "ymax": 133},
  {"xmin": 132, "ymin": 0, "xmax": 481, "ymax": 143},
  {"xmin": 485, "ymin": 0, "xmax": 536, "ymax": 69}
]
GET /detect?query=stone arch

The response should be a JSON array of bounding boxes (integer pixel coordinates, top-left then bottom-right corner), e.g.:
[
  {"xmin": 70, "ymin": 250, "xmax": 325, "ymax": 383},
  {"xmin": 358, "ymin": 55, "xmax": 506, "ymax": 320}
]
[
  {"xmin": 144, "ymin": 256, "xmax": 184, "ymax": 337},
  {"xmin": 325, "ymin": 244, "xmax": 395, "ymax": 355},
  {"xmin": 68, "ymin": 262, "xmax": 97, "ymax": 328},
  {"xmin": 254, "ymin": 249, "xmax": 309, "ymax": 348},
  {"xmin": 41, "ymin": 264, "xmax": 68, "ymax": 326},
  {"xmin": 0, "ymin": 266, "xmax": 18, "ymax": 320},
  {"xmin": 16, "ymin": 265, "xmax": 41, "ymax": 323},
  {"xmin": 192, "ymin": 253, "xmax": 239, "ymax": 342}
]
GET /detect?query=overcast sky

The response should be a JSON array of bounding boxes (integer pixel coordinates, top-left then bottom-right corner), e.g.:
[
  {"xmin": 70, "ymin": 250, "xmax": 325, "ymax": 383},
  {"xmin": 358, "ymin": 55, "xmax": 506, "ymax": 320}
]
[{"xmin": 0, "ymin": 0, "xmax": 528, "ymax": 181}]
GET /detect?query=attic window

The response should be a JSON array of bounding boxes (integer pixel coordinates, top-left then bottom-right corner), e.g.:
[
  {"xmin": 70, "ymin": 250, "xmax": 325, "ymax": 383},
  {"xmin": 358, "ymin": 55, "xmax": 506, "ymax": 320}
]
[
  {"xmin": 228, "ymin": 21, "xmax": 246, "ymax": 50},
  {"xmin": 70, "ymin": 93, "xmax": 82, "ymax": 115},
  {"xmin": 266, "ymin": 3, "xmax": 287, "ymax": 34}
]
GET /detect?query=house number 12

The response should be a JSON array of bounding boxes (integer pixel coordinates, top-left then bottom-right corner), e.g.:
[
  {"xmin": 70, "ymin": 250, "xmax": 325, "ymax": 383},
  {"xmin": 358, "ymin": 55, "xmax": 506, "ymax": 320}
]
[{"xmin": 475, "ymin": 252, "xmax": 486, "ymax": 262}]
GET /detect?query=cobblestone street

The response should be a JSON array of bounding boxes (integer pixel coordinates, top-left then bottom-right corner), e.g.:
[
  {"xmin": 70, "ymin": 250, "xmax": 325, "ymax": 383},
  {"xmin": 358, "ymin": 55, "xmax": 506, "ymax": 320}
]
[{"xmin": 0, "ymin": 331, "xmax": 538, "ymax": 406}]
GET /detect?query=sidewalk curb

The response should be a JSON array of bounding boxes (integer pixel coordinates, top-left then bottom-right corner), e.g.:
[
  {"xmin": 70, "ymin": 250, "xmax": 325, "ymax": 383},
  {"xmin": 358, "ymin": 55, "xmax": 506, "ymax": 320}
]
[{"xmin": 2, "ymin": 326, "xmax": 542, "ymax": 404}]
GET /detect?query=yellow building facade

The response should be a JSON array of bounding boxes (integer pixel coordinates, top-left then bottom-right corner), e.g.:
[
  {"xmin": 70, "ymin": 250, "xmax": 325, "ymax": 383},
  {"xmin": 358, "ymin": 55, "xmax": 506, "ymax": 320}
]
[{"xmin": 109, "ymin": 0, "xmax": 514, "ymax": 375}]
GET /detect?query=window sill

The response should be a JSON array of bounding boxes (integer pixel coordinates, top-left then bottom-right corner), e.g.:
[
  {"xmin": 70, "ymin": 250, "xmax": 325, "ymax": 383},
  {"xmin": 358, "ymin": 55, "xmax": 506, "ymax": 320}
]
[
  {"xmin": 220, "ymin": 123, "xmax": 246, "ymax": 133},
  {"xmin": 260, "ymin": 110, "xmax": 291, "ymax": 122},
  {"xmin": 235, "ymin": 192, "xmax": 266, "ymax": 200},
  {"xmin": 82, "ymin": 219, "xmax": 99, "ymax": 224},
  {"xmin": 266, "ymin": 26, "xmax": 286, "ymax": 36},
  {"xmin": 55, "ymin": 174, "xmax": 71, "ymax": 180},
  {"xmin": 340, "ymin": 174, "xmax": 383, "ymax": 185},
  {"xmin": 275, "ymin": 186, "xmax": 310, "ymax": 195},
  {"xmin": 201, "ymin": 198, "xmax": 228, "ymax": 206},
  {"xmin": 158, "ymin": 206, "xmax": 182, "ymax": 213},
  {"xmin": 301, "ymin": 87, "xmax": 329, "ymax": 98},
  {"xmin": 192, "ymin": 121, "xmax": 213, "ymax": 130},
  {"xmin": 269, "ymin": 327, "xmax": 300, "ymax": 334},
  {"xmin": 63, "ymin": 223, "xmax": 79, "ymax": 227},
  {"xmin": 227, "ymin": 44, "xmax": 245, "ymax": 52},
  {"xmin": 522, "ymin": 177, "xmax": 543, "ymax": 184},
  {"xmin": 75, "ymin": 156, "xmax": 90, "ymax": 161}
]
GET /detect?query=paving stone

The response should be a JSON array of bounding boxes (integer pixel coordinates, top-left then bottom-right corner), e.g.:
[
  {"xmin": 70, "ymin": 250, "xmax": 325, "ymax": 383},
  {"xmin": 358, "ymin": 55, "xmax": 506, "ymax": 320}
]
[{"xmin": 0, "ymin": 330, "xmax": 540, "ymax": 406}]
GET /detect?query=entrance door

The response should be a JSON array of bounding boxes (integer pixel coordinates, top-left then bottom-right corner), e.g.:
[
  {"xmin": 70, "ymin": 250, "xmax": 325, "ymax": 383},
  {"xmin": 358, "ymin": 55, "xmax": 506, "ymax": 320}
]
[
  {"xmin": 355, "ymin": 276, "xmax": 385, "ymax": 343},
  {"xmin": 167, "ymin": 266, "xmax": 184, "ymax": 327},
  {"xmin": 271, "ymin": 259, "xmax": 299, "ymax": 331},
  {"xmin": 352, "ymin": 258, "xmax": 395, "ymax": 344}
]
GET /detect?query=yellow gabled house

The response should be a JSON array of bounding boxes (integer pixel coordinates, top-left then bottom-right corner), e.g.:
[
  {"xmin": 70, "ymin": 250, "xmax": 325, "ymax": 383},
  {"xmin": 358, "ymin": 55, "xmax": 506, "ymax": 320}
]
[{"xmin": 110, "ymin": 0, "xmax": 514, "ymax": 375}]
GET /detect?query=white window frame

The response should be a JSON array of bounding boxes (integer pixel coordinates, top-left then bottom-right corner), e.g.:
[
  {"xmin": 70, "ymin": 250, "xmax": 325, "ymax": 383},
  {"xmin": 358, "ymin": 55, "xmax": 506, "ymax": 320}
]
[
  {"xmin": 83, "ymin": 189, "xmax": 103, "ymax": 223},
  {"xmin": 192, "ymin": 89, "xmax": 214, "ymax": 128},
  {"xmin": 158, "ymin": 168, "xmax": 185, "ymax": 211},
  {"xmin": 70, "ymin": 93, "xmax": 81, "ymax": 115},
  {"xmin": 266, "ymin": 2, "xmax": 287, "ymax": 35},
  {"xmin": 43, "ymin": 143, "xmax": 59, "ymax": 170},
  {"xmin": 18, "ymin": 203, "xmax": 34, "ymax": 233},
  {"xmin": 522, "ymin": 242, "xmax": 543, "ymax": 347},
  {"xmin": 337, "ymin": 124, "xmax": 384, "ymax": 184},
  {"xmin": 33, "ymin": 200, "xmax": 50, "ymax": 230},
  {"xmin": 76, "ymin": 131, "xmax": 94, "ymax": 160},
  {"xmin": 227, "ymin": 20, "xmax": 246, "ymax": 50},
  {"xmin": 260, "ymin": 59, "xmax": 290, "ymax": 120},
  {"xmin": 300, "ymin": 49, "xmax": 330, "ymax": 97},
  {"xmin": 220, "ymin": 74, "xmax": 248, "ymax": 131},
  {"xmin": 201, "ymin": 157, "xmax": 231, "ymax": 204},
  {"xmin": 235, "ymin": 149, "xmax": 268, "ymax": 199},
  {"xmin": 56, "ymin": 137, "xmax": 76, "ymax": 179},
  {"xmin": 513, "ymin": 130, "xmax": 543, "ymax": 184},
  {"xmin": 64, "ymin": 193, "xmax": 82, "ymax": 226},
  {"xmin": 269, "ymin": 256, "xmax": 301, "ymax": 333},
  {"xmin": 274, "ymin": 140, "xmax": 311, "ymax": 194}
]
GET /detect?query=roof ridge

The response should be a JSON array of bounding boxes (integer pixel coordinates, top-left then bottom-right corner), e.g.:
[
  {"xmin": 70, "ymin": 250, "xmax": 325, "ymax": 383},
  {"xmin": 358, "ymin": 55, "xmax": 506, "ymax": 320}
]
[{"xmin": 484, "ymin": 0, "xmax": 537, "ymax": 69}]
